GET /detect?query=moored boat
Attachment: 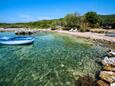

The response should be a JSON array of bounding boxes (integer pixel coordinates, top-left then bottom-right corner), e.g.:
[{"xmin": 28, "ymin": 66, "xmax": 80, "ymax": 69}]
[{"xmin": 0, "ymin": 36, "xmax": 34, "ymax": 45}]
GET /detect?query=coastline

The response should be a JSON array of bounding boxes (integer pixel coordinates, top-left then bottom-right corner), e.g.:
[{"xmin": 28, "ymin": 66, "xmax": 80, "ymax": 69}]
[
  {"xmin": 0, "ymin": 28, "xmax": 115, "ymax": 85},
  {"xmin": 55, "ymin": 30, "xmax": 115, "ymax": 48},
  {"xmin": 0, "ymin": 28, "xmax": 115, "ymax": 47}
]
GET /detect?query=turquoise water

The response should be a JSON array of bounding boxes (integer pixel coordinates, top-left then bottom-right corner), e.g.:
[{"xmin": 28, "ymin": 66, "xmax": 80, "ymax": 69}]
[{"xmin": 0, "ymin": 32, "xmax": 107, "ymax": 86}]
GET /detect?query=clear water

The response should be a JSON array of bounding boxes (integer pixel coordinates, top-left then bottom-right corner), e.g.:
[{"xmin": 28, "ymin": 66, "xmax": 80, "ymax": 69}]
[{"xmin": 0, "ymin": 32, "xmax": 107, "ymax": 86}]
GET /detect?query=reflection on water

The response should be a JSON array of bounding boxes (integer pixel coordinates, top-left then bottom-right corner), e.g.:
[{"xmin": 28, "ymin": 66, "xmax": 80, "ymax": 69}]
[{"xmin": 0, "ymin": 32, "xmax": 107, "ymax": 86}]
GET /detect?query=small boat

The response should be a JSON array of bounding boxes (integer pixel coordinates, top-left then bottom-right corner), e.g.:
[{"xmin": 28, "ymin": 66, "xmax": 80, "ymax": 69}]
[{"xmin": 0, "ymin": 36, "xmax": 34, "ymax": 45}]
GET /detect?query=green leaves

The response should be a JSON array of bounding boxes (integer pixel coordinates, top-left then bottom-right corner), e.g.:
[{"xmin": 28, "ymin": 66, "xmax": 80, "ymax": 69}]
[
  {"xmin": 63, "ymin": 13, "xmax": 80, "ymax": 30},
  {"xmin": 84, "ymin": 12, "xmax": 102, "ymax": 28}
]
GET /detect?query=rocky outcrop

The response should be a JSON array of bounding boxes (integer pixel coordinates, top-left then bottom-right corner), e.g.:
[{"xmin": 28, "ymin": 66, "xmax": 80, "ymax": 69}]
[
  {"xmin": 97, "ymin": 50, "xmax": 115, "ymax": 86},
  {"xmin": 15, "ymin": 30, "xmax": 39, "ymax": 35}
]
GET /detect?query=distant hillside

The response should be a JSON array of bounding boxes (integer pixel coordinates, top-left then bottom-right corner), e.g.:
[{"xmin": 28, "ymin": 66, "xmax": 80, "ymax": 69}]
[
  {"xmin": 0, "ymin": 18, "xmax": 63, "ymax": 29},
  {"xmin": 0, "ymin": 14, "xmax": 115, "ymax": 29}
]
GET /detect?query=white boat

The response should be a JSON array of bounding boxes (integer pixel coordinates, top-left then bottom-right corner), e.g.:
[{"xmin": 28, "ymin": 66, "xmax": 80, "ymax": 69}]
[{"xmin": 0, "ymin": 36, "xmax": 34, "ymax": 45}]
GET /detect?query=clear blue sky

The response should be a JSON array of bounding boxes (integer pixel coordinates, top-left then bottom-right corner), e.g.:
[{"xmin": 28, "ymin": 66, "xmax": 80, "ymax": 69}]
[{"xmin": 0, "ymin": 0, "xmax": 115, "ymax": 23}]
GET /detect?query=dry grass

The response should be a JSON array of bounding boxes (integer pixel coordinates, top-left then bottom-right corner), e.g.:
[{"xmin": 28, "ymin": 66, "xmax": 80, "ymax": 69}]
[{"xmin": 90, "ymin": 29, "xmax": 115, "ymax": 33}]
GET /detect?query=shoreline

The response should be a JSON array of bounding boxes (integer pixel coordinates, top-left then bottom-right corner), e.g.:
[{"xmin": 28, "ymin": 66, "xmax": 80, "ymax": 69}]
[
  {"xmin": 55, "ymin": 30, "xmax": 115, "ymax": 48},
  {"xmin": 0, "ymin": 28, "xmax": 115, "ymax": 47}
]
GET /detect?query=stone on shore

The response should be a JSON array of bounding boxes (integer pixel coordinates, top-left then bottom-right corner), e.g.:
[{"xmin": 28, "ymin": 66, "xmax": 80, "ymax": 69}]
[
  {"xmin": 103, "ymin": 65, "xmax": 115, "ymax": 71},
  {"xmin": 108, "ymin": 51, "xmax": 115, "ymax": 57},
  {"xmin": 99, "ymin": 71, "xmax": 115, "ymax": 83},
  {"xmin": 102, "ymin": 57, "xmax": 115, "ymax": 66},
  {"xmin": 15, "ymin": 30, "xmax": 38, "ymax": 35},
  {"xmin": 97, "ymin": 80, "xmax": 109, "ymax": 86},
  {"xmin": 111, "ymin": 83, "xmax": 115, "ymax": 86}
]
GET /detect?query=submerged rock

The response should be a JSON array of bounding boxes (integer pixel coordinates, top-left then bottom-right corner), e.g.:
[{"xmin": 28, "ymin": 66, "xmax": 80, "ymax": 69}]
[
  {"xmin": 99, "ymin": 71, "xmax": 115, "ymax": 83},
  {"xmin": 75, "ymin": 75, "xmax": 96, "ymax": 86}
]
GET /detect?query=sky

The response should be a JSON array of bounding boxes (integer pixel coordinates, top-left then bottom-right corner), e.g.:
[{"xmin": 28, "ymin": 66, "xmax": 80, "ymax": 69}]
[{"xmin": 0, "ymin": 0, "xmax": 115, "ymax": 23}]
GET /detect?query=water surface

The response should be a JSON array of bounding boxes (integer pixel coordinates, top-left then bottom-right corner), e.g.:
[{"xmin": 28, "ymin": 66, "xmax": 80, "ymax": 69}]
[{"xmin": 0, "ymin": 32, "xmax": 107, "ymax": 86}]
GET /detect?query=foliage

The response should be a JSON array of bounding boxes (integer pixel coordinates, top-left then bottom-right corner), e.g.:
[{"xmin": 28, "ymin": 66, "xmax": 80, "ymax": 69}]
[
  {"xmin": 50, "ymin": 21, "xmax": 57, "ymax": 30},
  {"xmin": 100, "ymin": 14, "xmax": 115, "ymax": 28},
  {"xmin": 84, "ymin": 12, "xmax": 102, "ymax": 28},
  {"xmin": 63, "ymin": 13, "xmax": 80, "ymax": 30},
  {"xmin": 0, "ymin": 12, "xmax": 115, "ymax": 31}
]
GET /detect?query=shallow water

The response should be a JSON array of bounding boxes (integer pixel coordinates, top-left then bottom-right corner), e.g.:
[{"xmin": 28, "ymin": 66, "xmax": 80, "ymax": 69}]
[{"xmin": 0, "ymin": 32, "xmax": 107, "ymax": 86}]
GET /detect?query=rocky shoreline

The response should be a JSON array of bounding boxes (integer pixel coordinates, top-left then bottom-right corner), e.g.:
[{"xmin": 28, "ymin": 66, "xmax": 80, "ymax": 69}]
[
  {"xmin": 0, "ymin": 28, "xmax": 50, "ymax": 35},
  {"xmin": 56, "ymin": 30, "xmax": 115, "ymax": 48},
  {"xmin": 0, "ymin": 28, "xmax": 115, "ymax": 86},
  {"xmin": 0, "ymin": 28, "xmax": 115, "ymax": 45},
  {"xmin": 97, "ymin": 50, "xmax": 115, "ymax": 86}
]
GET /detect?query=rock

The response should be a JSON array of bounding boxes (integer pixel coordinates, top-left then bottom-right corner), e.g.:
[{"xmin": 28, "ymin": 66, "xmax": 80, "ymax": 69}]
[
  {"xmin": 108, "ymin": 51, "xmax": 115, "ymax": 57},
  {"xmin": 97, "ymin": 80, "xmax": 109, "ymax": 86},
  {"xmin": 60, "ymin": 64, "xmax": 64, "ymax": 67},
  {"xmin": 102, "ymin": 57, "xmax": 115, "ymax": 66},
  {"xmin": 75, "ymin": 75, "xmax": 95, "ymax": 86},
  {"xmin": 110, "ymin": 82, "xmax": 115, "ymax": 86},
  {"xmin": 99, "ymin": 71, "xmax": 115, "ymax": 83},
  {"xmin": 103, "ymin": 65, "xmax": 115, "ymax": 71}
]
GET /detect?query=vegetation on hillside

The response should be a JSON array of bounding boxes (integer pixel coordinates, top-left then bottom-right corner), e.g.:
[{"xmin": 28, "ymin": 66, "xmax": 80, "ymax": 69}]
[
  {"xmin": 0, "ymin": 12, "xmax": 115, "ymax": 31},
  {"xmin": 63, "ymin": 13, "xmax": 80, "ymax": 30}
]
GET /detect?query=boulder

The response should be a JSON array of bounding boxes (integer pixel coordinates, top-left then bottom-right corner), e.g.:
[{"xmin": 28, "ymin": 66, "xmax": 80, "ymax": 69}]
[
  {"xmin": 108, "ymin": 51, "xmax": 115, "ymax": 57},
  {"xmin": 99, "ymin": 71, "xmax": 115, "ymax": 83},
  {"xmin": 97, "ymin": 80, "xmax": 109, "ymax": 86},
  {"xmin": 103, "ymin": 65, "xmax": 115, "ymax": 71},
  {"xmin": 102, "ymin": 57, "xmax": 115, "ymax": 66},
  {"xmin": 110, "ymin": 83, "xmax": 115, "ymax": 86}
]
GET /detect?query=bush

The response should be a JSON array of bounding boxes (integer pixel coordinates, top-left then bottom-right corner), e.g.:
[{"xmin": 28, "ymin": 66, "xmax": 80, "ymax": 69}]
[
  {"xmin": 84, "ymin": 12, "xmax": 102, "ymax": 28},
  {"xmin": 51, "ymin": 27, "xmax": 58, "ymax": 30},
  {"xmin": 63, "ymin": 13, "xmax": 80, "ymax": 30}
]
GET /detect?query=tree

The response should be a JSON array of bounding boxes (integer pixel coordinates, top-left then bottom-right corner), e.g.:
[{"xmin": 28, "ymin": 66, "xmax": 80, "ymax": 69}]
[
  {"xmin": 85, "ymin": 12, "xmax": 102, "ymax": 28},
  {"xmin": 63, "ymin": 13, "xmax": 80, "ymax": 30}
]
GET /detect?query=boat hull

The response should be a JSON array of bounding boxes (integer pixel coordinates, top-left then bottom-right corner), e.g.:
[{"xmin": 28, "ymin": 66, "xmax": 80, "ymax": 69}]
[{"xmin": 0, "ymin": 37, "xmax": 34, "ymax": 45}]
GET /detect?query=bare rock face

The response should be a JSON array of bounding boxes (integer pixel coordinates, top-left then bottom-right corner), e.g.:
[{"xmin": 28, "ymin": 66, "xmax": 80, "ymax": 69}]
[
  {"xmin": 102, "ymin": 57, "xmax": 115, "ymax": 66},
  {"xmin": 97, "ymin": 80, "xmax": 109, "ymax": 86},
  {"xmin": 99, "ymin": 71, "xmax": 115, "ymax": 83},
  {"xmin": 103, "ymin": 65, "xmax": 115, "ymax": 71}
]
